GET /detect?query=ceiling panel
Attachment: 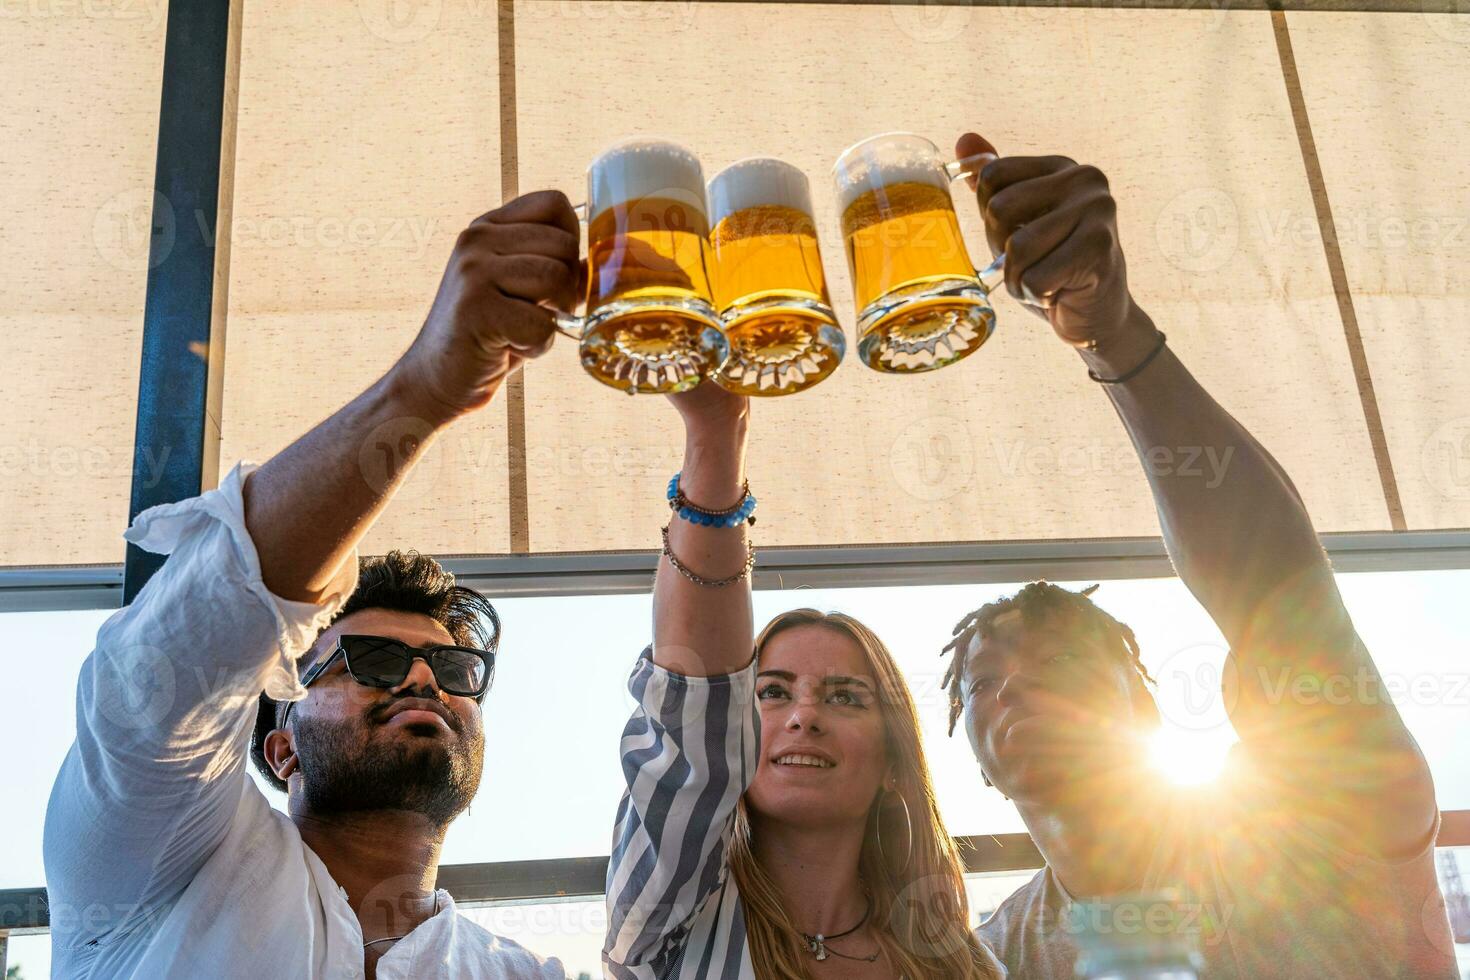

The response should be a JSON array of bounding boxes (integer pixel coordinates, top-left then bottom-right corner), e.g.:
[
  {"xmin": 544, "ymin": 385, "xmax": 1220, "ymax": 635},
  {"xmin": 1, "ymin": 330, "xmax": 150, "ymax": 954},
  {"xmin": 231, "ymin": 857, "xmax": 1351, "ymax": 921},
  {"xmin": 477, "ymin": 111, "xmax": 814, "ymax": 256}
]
[
  {"xmin": 1287, "ymin": 10, "xmax": 1470, "ymax": 531},
  {"xmin": 515, "ymin": 3, "xmax": 1386, "ymax": 553},
  {"xmin": 220, "ymin": 0, "xmax": 512, "ymax": 557},
  {"xmin": 0, "ymin": 8, "xmax": 166, "ymax": 565},
  {"xmin": 19, "ymin": 4, "xmax": 1447, "ymax": 570}
]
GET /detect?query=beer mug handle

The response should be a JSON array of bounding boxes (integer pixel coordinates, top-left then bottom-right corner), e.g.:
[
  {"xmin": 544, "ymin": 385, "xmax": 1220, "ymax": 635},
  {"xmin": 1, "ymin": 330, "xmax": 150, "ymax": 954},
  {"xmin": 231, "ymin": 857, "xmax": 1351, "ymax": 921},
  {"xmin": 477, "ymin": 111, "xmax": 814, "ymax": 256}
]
[
  {"xmin": 944, "ymin": 154, "xmax": 1050, "ymax": 309},
  {"xmin": 552, "ymin": 201, "xmax": 591, "ymax": 339}
]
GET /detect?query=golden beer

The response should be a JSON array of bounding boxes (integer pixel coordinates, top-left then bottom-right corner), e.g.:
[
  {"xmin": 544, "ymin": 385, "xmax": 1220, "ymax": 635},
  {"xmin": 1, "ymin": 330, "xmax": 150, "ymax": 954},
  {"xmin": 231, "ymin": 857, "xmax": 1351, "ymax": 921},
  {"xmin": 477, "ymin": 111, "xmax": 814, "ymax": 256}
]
[
  {"xmin": 710, "ymin": 205, "xmax": 826, "ymax": 311},
  {"xmin": 707, "ymin": 159, "xmax": 844, "ymax": 396},
  {"xmin": 842, "ymin": 182, "xmax": 975, "ymax": 311},
  {"xmin": 574, "ymin": 140, "xmax": 727, "ymax": 394},
  {"xmin": 587, "ymin": 195, "xmax": 714, "ymax": 308},
  {"xmin": 832, "ymin": 134, "xmax": 996, "ymax": 374}
]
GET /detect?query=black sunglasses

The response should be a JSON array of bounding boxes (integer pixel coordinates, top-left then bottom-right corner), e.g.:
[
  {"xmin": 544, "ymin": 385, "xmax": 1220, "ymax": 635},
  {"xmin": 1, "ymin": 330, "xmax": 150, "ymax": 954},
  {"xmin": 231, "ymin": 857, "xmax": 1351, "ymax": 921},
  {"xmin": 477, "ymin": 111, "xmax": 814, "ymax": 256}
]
[{"xmin": 281, "ymin": 634, "xmax": 494, "ymax": 725}]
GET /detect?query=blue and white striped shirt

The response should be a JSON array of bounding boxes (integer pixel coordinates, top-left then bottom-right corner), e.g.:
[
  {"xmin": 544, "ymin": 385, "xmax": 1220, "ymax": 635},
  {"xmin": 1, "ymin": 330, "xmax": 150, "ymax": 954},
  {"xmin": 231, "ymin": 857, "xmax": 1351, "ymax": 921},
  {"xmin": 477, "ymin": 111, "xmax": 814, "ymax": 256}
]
[
  {"xmin": 602, "ymin": 651, "xmax": 1007, "ymax": 980},
  {"xmin": 604, "ymin": 651, "xmax": 761, "ymax": 980}
]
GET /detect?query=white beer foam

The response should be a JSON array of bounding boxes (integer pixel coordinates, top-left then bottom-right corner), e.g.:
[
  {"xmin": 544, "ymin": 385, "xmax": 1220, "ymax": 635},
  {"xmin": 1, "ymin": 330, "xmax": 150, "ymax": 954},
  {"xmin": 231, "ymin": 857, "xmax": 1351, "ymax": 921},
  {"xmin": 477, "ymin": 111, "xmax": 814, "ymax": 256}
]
[
  {"xmin": 586, "ymin": 139, "xmax": 708, "ymax": 221},
  {"xmin": 708, "ymin": 158, "xmax": 813, "ymax": 224},
  {"xmin": 835, "ymin": 160, "xmax": 948, "ymax": 213}
]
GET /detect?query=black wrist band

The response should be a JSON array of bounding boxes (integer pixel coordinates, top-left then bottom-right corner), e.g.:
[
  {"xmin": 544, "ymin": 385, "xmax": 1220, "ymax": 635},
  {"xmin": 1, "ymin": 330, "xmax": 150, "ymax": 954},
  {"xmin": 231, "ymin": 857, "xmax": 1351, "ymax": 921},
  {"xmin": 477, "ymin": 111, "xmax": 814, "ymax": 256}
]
[{"xmin": 1087, "ymin": 331, "xmax": 1167, "ymax": 384}]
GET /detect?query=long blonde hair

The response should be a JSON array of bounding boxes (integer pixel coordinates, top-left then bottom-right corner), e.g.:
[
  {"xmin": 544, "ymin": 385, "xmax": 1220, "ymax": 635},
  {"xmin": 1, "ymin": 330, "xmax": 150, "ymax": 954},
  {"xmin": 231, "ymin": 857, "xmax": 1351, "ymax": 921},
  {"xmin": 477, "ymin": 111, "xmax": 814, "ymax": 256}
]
[{"xmin": 728, "ymin": 609, "xmax": 999, "ymax": 979}]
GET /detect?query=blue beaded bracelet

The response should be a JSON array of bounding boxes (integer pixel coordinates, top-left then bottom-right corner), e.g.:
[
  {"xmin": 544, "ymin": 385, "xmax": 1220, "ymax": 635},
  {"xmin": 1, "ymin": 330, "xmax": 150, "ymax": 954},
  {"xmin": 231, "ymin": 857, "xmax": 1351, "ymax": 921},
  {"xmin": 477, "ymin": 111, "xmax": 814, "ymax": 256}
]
[{"xmin": 667, "ymin": 472, "xmax": 757, "ymax": 528}]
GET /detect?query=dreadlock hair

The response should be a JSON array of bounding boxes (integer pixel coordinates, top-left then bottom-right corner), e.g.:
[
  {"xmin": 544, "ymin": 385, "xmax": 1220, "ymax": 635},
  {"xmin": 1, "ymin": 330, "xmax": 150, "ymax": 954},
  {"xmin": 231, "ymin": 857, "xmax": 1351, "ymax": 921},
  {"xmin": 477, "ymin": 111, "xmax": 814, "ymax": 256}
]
[
  {"xmin": 249, "ymin": 550, "xmax": 500, "ymax": 792},
  {"xmin": 939, "ymin": 581, "xmax": 1155, "ymax": 737}
]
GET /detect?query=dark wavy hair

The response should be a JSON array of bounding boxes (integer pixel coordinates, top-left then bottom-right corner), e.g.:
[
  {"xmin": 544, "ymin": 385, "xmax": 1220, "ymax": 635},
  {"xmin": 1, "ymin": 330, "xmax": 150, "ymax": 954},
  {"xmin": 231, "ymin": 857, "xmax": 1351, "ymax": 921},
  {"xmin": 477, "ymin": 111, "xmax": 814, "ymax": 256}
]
[{"xmin": 249, "ymin": 550, "xmax": 500, "ymax": 792}]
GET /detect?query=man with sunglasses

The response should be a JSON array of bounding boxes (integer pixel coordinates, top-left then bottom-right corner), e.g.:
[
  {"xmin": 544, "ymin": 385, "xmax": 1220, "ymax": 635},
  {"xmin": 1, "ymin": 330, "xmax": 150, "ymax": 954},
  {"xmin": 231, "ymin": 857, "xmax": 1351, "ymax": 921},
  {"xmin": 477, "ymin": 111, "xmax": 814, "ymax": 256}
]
[
  {"xmin": 251, "ymin": 573, "xmax": 498, "ymax": 861},
  {"xmin": 43, "ymin": 191, "xmax": 580, "ymax": 979}
]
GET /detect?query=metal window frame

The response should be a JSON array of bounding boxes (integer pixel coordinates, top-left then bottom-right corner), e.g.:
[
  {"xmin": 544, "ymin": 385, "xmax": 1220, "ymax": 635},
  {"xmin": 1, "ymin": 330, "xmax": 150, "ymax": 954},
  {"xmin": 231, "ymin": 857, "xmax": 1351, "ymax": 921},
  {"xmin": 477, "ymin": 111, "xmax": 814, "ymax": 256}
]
[
  {"xmin": 437, "ymin": 529, "xmax": 1470, "ymax": 597},
  {"xmin": 122, "ymin": 0, "xmax": 238, "ymax": 605},
  {"xmin": 5, "ymin": 821, "xmax": 1468, "ymax": 937},
  {"xmin": 5, "ymin": 529, "xmax": 1468, "ymax": 612}
]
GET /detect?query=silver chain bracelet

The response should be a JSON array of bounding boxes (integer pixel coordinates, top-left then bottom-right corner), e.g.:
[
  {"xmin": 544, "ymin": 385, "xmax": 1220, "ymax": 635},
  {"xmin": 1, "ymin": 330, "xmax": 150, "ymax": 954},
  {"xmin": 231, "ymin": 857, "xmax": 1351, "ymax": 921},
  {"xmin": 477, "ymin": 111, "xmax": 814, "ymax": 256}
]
[{"xmin": 660, "ymin": 524, "xmax": 756, "ymax": 588}]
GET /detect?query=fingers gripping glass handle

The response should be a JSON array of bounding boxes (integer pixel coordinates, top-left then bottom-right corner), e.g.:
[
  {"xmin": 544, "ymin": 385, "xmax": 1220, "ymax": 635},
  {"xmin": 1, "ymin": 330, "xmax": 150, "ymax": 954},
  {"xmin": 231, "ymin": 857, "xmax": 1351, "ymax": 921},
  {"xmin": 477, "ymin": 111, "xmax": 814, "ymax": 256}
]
[
  {"xmin": 945, "ymin": 155, "xmax": 1051, "ymax": 310},
  {"xmin": 552, "ymin": 201, "xmax": 590, "ymax": 340}
]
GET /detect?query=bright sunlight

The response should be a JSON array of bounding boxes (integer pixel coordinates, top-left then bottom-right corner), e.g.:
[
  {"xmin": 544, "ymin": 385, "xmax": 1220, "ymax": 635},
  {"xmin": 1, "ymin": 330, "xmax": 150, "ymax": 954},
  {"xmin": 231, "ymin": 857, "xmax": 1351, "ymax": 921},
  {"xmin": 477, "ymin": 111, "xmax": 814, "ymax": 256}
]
[{"xmin": 1149, "ymin": 727, "xmax": 1237, "ymax": 786}]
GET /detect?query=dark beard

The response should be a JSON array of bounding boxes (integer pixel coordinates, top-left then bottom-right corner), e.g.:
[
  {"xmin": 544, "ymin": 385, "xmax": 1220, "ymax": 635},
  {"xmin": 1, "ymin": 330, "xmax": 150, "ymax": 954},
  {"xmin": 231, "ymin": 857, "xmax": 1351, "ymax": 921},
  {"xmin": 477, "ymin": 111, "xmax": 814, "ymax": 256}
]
[{"xmin": 291, "ymin": 709, "xmax": 483, "ymax": 827}]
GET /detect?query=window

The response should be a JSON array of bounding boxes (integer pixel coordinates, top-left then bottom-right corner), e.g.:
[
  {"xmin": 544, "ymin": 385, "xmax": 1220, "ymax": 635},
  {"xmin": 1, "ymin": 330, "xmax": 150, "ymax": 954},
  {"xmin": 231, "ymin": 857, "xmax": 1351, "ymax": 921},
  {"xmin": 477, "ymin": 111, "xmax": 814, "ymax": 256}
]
[{"xmin": 6, "ymin": 568, "xmax": 1467, "ymax": 977}]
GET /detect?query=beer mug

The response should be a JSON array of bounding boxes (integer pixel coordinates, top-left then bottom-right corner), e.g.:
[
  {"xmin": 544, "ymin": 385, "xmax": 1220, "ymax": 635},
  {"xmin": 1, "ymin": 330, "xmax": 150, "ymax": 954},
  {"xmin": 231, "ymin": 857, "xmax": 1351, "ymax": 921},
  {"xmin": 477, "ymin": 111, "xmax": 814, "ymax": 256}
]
[
  {"xmin": 832, "ymin": 132, "xmax": 1006, "ymax": 374},
  {"xmin": 560, "ymin": 139, "xmax": 729, "ymax": 395},
  {"xmin": 706, "ymin": 158, "xmax": 845, "ymax": 397}
]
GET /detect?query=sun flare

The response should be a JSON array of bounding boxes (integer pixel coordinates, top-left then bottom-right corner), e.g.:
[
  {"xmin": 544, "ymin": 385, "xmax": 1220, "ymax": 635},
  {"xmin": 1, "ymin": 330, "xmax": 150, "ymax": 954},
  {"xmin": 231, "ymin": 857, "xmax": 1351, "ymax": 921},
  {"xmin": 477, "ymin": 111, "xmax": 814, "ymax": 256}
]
[{"xmin": 1148, "ymin": 728, "xmax": 1235, "ymax": 787}]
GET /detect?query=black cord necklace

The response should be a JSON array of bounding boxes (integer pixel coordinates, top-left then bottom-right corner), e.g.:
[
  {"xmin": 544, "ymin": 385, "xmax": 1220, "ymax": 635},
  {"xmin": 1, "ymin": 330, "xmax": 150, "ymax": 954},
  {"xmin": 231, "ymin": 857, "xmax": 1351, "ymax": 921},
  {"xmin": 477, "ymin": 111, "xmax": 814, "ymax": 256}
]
[{"xmin": 800, "ymin": 894, "xmax": 879, "ymax": 963}]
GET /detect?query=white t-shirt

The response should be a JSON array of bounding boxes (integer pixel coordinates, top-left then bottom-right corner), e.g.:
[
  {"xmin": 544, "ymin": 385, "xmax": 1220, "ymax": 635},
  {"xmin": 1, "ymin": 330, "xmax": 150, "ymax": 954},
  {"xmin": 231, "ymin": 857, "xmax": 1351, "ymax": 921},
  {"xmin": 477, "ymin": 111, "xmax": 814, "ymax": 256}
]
[{"xmin": 43, "ymin": 463, "xmax": 567, "ymax": 980}]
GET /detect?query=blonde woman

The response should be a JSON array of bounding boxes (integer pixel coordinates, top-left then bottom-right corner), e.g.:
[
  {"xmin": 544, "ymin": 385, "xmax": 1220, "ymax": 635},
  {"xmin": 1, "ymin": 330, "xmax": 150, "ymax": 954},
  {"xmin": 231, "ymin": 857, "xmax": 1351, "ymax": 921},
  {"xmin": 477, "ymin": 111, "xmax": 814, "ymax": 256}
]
[{"xmin": 603, "ymin": 384, "xmax": 1003, "ymax": 980}]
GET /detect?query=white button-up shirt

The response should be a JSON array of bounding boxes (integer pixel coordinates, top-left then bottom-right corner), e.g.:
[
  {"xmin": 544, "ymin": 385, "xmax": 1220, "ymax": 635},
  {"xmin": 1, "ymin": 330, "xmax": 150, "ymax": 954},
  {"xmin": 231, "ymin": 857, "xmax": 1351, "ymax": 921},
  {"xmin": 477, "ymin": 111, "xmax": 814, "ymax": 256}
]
[{"xmin": 43, "ymin": 463, "xmax": 568, "ymax": 980}]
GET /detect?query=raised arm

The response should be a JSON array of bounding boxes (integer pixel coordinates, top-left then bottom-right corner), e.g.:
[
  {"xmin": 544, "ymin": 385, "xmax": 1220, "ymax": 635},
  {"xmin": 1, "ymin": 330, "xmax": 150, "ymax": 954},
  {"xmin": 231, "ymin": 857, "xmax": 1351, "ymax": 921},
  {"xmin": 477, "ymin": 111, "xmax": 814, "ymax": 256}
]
[
  {"xmin": 248, "ymin": 191, "xmax": 581, "ymax": 601},
  {"xmin": 604, "ymin": 384, "xmax": 759, "ymax": 977},
  {"xmin": 959, "ymin": 133, "xmax": 1435, "ymax": 857},
  {"xmin": 651, "ymin": 383, "xmax": 754, "ymax": 676},
  {"xmin": 43, "ymin": 192, "xmax": 580, "ymax": 948}
]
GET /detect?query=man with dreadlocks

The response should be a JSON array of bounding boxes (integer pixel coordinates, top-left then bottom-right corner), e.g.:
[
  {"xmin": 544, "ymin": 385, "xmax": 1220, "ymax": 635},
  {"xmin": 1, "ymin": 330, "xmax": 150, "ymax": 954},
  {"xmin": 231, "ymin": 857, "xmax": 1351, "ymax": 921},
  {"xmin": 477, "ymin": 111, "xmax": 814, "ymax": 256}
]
[{"xmin": 942, "ymin": 134, "xmax": 1455, "ymax": 978}]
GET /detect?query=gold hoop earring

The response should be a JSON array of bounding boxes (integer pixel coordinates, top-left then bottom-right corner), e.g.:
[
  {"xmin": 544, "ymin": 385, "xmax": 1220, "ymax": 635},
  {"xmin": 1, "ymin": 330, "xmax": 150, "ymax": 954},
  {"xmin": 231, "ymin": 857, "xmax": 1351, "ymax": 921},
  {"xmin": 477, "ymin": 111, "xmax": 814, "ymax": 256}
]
[{"xmin": 876, "ymin": 789, "xmax": 913, "ymax": 877}]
